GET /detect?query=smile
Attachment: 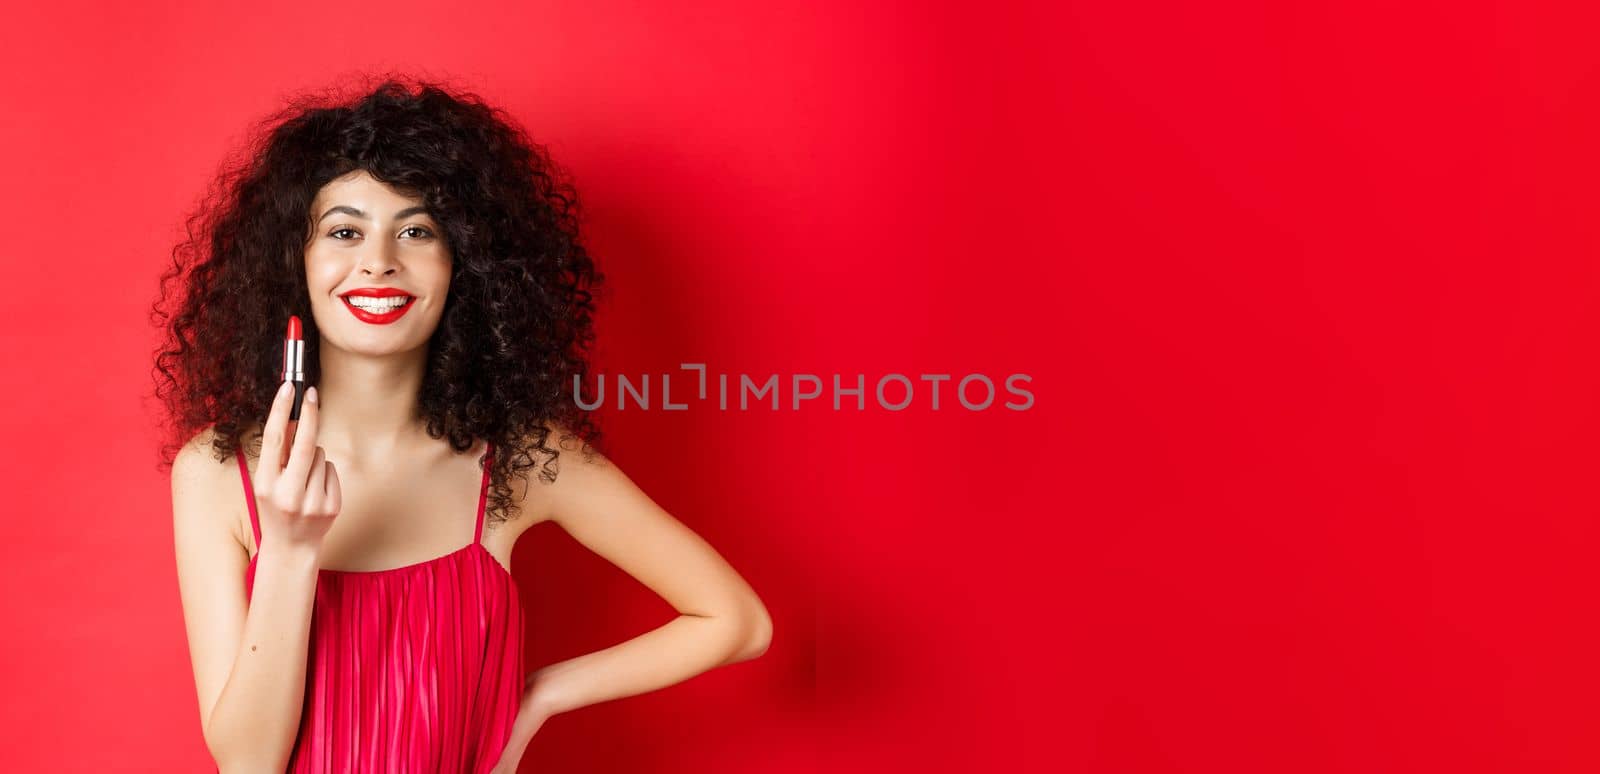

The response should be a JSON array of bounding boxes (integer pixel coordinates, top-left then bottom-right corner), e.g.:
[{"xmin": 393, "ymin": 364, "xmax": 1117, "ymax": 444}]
[{"xmin": 340, "ymin": 294, "xmax": 416, "ymax": 324}]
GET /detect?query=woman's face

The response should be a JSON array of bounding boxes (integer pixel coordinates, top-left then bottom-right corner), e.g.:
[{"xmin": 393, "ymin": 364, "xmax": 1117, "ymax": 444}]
[{"xmin": 304, "ymin": 170, "xmax": 452, "ymax": 358}]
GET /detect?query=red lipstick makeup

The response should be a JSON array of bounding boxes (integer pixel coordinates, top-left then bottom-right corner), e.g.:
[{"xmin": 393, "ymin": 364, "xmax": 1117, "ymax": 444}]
[
  {"xmin": 283, "ymin": 315, "xmax": 307, "ymax": 420},
  {"xmin": 340, "ymin": 287, "xmax": 416, "ymax": 325}
]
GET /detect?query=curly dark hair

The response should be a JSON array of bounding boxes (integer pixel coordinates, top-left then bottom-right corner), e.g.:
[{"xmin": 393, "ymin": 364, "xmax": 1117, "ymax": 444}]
[{"xmin": 148, "ymin": 74, "xmax": 606, "ymax": 528}]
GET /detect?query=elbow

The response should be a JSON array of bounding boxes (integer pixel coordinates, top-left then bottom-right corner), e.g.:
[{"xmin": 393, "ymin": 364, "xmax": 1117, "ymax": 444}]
[
  {"xmin": 212, "ymin": 749, "xmax": 289, "ymax": 774},
  {"xmin": 206, "ymin": 723, "xmax": 289, "ymax": 774},
  {"xmin": 202, "ymin": 720, "xmax": 232, "ymax": 772},
  {"xmin": 730, "ymin": 597, "xmax": 773, "ymax": 663}
]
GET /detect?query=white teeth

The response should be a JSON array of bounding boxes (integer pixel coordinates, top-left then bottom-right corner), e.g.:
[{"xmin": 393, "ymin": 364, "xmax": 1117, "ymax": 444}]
[{"xmin": 345, "ymin": 296, "xmax": 410, "ymax": 311}]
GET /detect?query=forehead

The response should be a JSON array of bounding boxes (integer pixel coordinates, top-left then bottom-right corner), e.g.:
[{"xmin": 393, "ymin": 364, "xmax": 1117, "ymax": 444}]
[{"xmin": 313, "ymin": 170, "xmax": 426, "ymax": 208}]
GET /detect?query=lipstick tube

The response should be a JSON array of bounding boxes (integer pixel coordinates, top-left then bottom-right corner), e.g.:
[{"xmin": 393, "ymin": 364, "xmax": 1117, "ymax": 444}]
[{"xmin": 283, "ymin": 315, "xmax": 307, "ymax": 420}]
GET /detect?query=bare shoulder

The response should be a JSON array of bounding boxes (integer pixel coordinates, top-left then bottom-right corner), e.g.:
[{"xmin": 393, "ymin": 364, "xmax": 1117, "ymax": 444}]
[
  {"xmin": 511, "ymin": 420, "xmax": 612, "ymax": 527},
  {"xmin": 170, "ymin": 424, "xmax": 249, "ymax": 553}
]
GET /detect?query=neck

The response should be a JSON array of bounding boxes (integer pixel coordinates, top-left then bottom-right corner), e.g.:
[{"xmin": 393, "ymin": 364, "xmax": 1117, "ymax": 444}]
[{"xmin": 312, "ymin": 343, "xmax": 430, "ymax": 459}]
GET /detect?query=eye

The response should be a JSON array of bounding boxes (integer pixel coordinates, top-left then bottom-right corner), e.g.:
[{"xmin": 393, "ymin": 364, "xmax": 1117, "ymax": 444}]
[
  {"xmin": 402, "ymin": 225, "xmax": 434, "ymax": 239},
  {"xmin": 329, "ymin": 227, "xmax": 358, "ymax": 240}
]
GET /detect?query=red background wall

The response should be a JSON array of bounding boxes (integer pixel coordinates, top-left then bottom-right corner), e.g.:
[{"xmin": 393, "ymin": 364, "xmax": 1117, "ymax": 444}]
[{"xmin": 1, "ymin": 1, "xmax": 1596, "ymax": 771}]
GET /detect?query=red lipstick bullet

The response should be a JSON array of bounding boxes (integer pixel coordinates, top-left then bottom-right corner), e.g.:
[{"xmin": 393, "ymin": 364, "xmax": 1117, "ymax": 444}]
[{"xmin": 282, "ymin": 315, "xmax": 307, "ymax": 420}]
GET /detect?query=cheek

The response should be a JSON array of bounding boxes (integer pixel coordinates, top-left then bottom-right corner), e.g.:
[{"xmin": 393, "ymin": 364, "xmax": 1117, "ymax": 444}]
[
  {"xmin": 426, "ymin": 259, "xmax": 453, "ymax": 297},
  {"xmin": 303, "ymin": 253, "xmax": 343, "ymax": 295}
]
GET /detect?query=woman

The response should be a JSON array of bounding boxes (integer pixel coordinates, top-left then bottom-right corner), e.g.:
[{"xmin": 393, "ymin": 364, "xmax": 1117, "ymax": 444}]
[{"xmin": 153, "ymin": 77, "xmax": 773, "ymax": 773}]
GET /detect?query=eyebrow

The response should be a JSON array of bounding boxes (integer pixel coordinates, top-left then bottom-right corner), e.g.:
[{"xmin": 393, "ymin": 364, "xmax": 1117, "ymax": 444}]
[{"xmin": 317, "ymin": 205, "xmax": 432, "ymax": 223}]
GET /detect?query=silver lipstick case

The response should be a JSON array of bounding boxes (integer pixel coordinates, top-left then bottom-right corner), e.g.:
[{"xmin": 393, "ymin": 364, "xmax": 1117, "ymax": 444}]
[{"xmin": 282, "ymin": 336, "xmax": 306, "ymax": 420}]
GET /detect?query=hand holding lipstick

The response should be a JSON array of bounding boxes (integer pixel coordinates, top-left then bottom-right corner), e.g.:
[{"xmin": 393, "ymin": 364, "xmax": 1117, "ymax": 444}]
[
  {"xmin": 248, "ymin": 314, "xmax": 341, "ymax": 551},
  {"xmin": 252, "ymin": 374, "xmax": 342, "ymax": 551}
]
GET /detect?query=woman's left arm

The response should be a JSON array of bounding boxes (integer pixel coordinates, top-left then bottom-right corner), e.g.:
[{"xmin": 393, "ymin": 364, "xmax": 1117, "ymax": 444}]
[{"xmin": 492, "ymin": 441, "xmax": 773, "ymax": 769}]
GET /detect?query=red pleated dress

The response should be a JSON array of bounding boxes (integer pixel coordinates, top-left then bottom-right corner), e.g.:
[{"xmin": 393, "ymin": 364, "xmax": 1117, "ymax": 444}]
[{"xmin": 234, "ymin": 441, "xmax": 525, "ymax": 773}]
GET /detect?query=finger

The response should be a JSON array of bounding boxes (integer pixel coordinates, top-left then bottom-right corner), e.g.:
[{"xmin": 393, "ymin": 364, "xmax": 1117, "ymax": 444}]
[
  {"xmin": 258, "ymin": 381, "xmax": 295, "ymax": 488},
  {"xmin": 303, "ymin": 446, "xmax": 328, "ymax": 514},
  {"xmin": 280, "ymin": 420, "xmax": 298, "ymax": 470},
  {"xmin": 282, "ymin": 386, "xmax": 320, "ymax": 489}
]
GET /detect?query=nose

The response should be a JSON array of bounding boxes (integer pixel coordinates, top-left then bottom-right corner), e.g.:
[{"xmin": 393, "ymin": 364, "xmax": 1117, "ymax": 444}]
[{"xmin": 358, "ymin": 244, "xmax": 399, "ymax": 276}]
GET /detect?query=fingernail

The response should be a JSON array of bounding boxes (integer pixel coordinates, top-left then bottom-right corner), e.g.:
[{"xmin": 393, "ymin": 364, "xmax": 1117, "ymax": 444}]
[
  {"xmin": 279, "ymin": 381, "xmax": 291, "ymax": 397},
  {"xmin": 307, "ymin": 386, "xmax": 318, "ymax": 404}
]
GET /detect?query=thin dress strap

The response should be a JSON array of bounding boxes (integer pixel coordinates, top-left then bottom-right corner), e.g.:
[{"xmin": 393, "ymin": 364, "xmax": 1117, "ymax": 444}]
[
  {"xmin": 473, "ymin": 441, "xmax": 494, "ymax": 544},
  {"xmin": 234, "ymin": 446, "xmax": 262, "ymax": 553}
]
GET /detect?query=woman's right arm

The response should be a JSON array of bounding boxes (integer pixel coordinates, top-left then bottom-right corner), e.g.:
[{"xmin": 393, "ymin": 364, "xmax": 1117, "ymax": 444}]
[{"xmin": 173, "ymin": 383, "xmax": 338, "ymax": 773}]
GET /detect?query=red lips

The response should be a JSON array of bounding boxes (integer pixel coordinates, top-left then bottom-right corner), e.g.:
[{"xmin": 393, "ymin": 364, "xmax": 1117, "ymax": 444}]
[{"xmin": 340, "ymin": 288, "xmax": 416, "ymax": 325}]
